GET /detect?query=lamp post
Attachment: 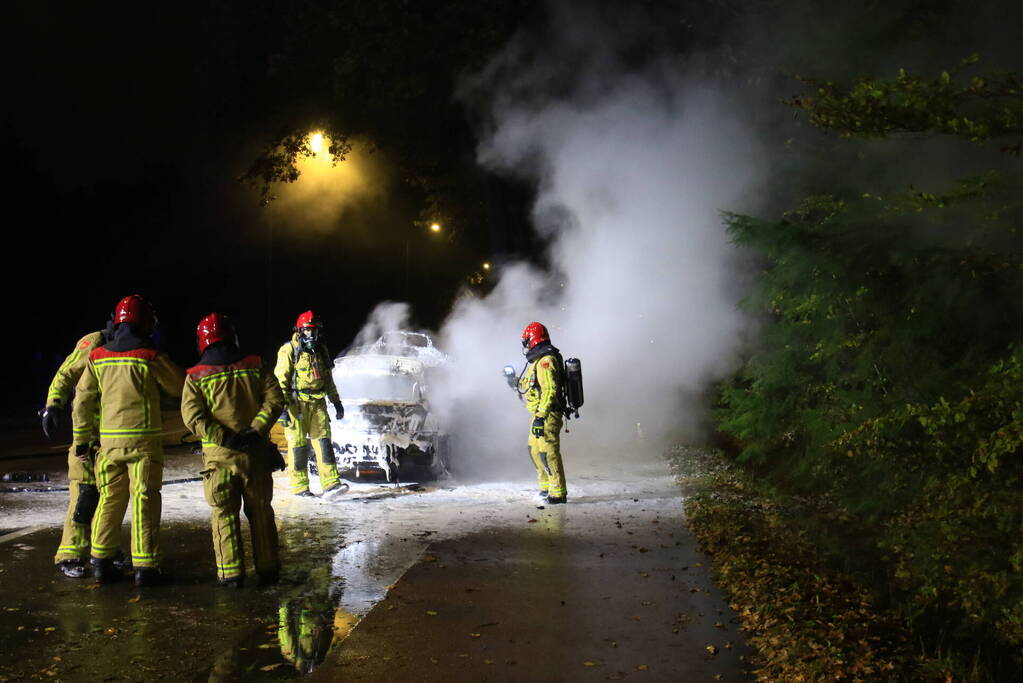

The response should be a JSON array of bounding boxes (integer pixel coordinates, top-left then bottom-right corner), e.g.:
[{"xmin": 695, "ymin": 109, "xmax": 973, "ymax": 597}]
[{"xmin": 405, "ymin": 222, "xmax": 441, "ymax": 300}]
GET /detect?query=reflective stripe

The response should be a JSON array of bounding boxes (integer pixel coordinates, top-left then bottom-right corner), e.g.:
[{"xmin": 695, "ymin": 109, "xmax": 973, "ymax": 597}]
[
  {"xmin": 196, "ymin": 368, "xmax": 262, "ymax": 386},
  {"xmin": 100, "ymin": 428, "xmax": 162, "ymax": 436}
]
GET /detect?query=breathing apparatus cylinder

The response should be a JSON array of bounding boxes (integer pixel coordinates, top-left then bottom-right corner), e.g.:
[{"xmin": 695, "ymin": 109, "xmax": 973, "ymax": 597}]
[{"xmin": 564, "ymin": 357, "xmax": 584, "ymax": 418}]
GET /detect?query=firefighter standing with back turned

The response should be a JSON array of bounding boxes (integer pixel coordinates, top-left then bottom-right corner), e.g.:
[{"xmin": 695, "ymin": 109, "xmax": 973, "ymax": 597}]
[
  {"xmin": 275, "ymin": 311, "xmax": 348, "ymax": 498},
  {"xmin": 42, "ymin": 328, "xmax": 105, "ymax": 578},
  {"xmin": 73, "ymin": 295, "xmax": 185, "ymax": 586},
  {"xmin": 519, "ymin": 322, "xmax": 568, "ymax": 504},
  {"xmin": 181, "ymin": 313, "xmax": 285, "ymax": 588}
]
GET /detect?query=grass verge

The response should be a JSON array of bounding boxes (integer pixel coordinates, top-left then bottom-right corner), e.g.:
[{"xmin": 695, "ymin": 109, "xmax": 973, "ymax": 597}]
[{"xmin": 670, "ymin": 446, "xmax": 953, "ymax": 682}]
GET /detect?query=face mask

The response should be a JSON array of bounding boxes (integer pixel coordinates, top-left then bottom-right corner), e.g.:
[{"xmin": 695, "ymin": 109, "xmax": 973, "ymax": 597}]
[{"xmin": 300, "ymin": 327, "xmax": 319, "ymax": 348}]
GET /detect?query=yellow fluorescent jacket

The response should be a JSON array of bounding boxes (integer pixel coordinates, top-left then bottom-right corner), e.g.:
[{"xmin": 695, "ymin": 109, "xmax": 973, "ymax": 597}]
[
  {"xmin": 518, "ymin": 353, "xmax": 562, "ymax": 419},
  {"xmin": 181, "ymin": 355, "xmax": 285, "ymax": 453},
  {"xmin": 46, "ymin": 331, "xmax": 105, "ymax": 408},
  {"xmin": 274, "ymin": 336, "xmax": 340, "ymax": 403},
  {"xmin": 72, "ymin": 347, "xmax": 185, "ymax": 448}
]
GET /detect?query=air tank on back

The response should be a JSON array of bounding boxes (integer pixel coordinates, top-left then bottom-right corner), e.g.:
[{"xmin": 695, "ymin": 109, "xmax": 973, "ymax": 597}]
[{"xmin": 564, "ymin": 357, "xmax": 584, "ymax": 418}]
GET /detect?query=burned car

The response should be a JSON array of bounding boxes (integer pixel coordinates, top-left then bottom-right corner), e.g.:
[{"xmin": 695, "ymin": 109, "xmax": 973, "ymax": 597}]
[{"xmin": 327, "ymin": 332, "xmax": 449, "ymax": 482}]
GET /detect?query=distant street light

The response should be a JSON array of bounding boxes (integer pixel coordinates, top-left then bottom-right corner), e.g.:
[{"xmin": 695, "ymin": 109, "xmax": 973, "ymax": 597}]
[
  {"xmin": 482, "ymin": 262, "xmax": 491, "ymax": 271},
  {"xmin": 430, "ymin": 222, "xmax": 441, "ymax": 233}
]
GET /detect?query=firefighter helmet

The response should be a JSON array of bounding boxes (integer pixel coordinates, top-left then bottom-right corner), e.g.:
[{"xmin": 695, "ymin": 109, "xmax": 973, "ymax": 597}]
[
  {"xmin": 521, "ymin": 322, "xmax": 550, "ymax": 350},
  {"xmin": 295, "ymin": 310, "xmax": 320, "ymax": 330},
  {"xmin": 295, "ymin": 310, "xmax": 321, "ymax": 348},
  {"xmin": 114, "ymin": 295, "xmax": 156, "ymax": 335},
  {"xmin": 196, "ymin": 313, "xmax": 237, "ymax": 354}
]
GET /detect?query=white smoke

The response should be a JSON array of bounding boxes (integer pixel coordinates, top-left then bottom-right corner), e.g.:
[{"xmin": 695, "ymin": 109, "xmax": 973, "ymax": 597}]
[
  {"xmin": 347, "ymin": 302, "xmax": 413, "ymax": 351},
  {"xmin": 424, "ymin": 8, "xmax": 766, "ymax": 481}
]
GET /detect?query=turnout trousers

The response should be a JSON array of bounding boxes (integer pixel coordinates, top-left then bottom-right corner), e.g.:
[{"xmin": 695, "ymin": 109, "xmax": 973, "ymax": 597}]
[
  {"xmin": 90, "ymin": 446, "xmax": 163, "ymax": 569},
  {"xmin": 284, "ymin": 398, "xmax": 340, "ymax": 494},
  {"xmin": 54, "ymin": 448, "xmax": 96, "ymax": 563},
  {"xmin": 202, "ymin": 452, "xmax": 280, "ymax": 581},
  {"xmin": 528, "ymin": 413, "xmax": 566, "ymax": 498}
]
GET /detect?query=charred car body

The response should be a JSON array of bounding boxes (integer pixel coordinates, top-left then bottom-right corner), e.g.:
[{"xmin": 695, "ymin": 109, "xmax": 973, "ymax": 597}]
[{"xmin": 327, "ymin": 332, "xmax": 449, "ymax": 482}]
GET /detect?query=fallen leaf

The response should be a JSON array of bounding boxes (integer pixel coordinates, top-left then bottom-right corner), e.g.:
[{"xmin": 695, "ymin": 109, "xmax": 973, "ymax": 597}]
[
  {"xmin": 706, "ymin": 644, "xmax": 718, "ymax": 655},
  {"xmin": 583, "ymin": 661, "xmax": 596, "ymax": 667},
  {"xmin": 426, "ymin": 610, "xmax": 438, "ymax": 616},
  {"xmin": 128, "ymin": 595, "xmax": 141, "ymax": 603},
  {"xmin": 259, "ymin": 663, "xmax": 285, "ymax": 672},
  {"xmin": 470, "ymin": 633, "xmax": 481, "ymax": 638},
  {"xmin": 637, "ymin": 664, "xmax": 649, "ymax": 671},
  {"xmin": 483, "ymin": 659, "xmax": 493, "ymax": 664}
]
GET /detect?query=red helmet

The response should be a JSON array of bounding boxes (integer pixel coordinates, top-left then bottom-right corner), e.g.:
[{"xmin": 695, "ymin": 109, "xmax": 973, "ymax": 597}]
[
  {"xmin": 521, "ymin": 322, "xmax": 550, "ymax": 350},
  {"xmin": 196, "ymin": 313, "xmax": 237, "ymax": 354},
  {"xmin": 114, "ymin": 295, "xmax": 156, "ymax": 335},
  {"xmin": 295, "ymin": 310, "xmax": 320, "ymax": 330}
]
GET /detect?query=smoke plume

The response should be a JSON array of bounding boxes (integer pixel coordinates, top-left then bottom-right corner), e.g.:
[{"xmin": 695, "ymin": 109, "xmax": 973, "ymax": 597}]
[{"xmin": 425, "ymin": 4, "xmax": 766, "ymax": 480}]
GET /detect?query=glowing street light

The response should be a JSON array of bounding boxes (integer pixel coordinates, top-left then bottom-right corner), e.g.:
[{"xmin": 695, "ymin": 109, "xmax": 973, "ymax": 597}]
[
  {"xmin": 482, "ymin": 262, "xmax": 491, "ymax": 271},
  {"xmin": 309, "ymin": 131, "xmax": 326, "ymax": 156},
  {"xmin": 430, "ymin": 222, "xmax": 441, "ymax": 233}
]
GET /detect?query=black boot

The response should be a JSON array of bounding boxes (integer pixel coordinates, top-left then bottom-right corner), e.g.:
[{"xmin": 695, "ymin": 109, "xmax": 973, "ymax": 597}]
[
  {"xmin": 218, "ymin": 576, "xmax": 244, "ymax": 589},
  {"xmin": 546, "ymin": 495, "xmax": 567, "ymax": 505},
  {"xmin": 134, "ymin": 567, "xmax": 162, "ymax": 587},
  {"xmin": 91, "ymin": 557, "xmax": 117, "ymax": 584},
  {"xmin": 111, "ymin": 551, "xmax": 132, "ymax": 572},
  {"xmin": 56, "ymin": 559, "xmax": 86, "ymax": 578}
]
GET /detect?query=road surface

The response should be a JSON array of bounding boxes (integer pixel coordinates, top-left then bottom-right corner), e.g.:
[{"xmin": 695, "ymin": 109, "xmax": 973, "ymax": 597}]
[{"xmin": 0, "ymin": 429, "xmax": 749, "ymax": 681}]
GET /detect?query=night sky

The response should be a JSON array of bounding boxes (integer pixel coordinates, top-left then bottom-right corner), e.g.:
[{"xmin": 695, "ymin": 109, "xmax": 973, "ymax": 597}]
[{"xmin": 2, "ymin": 2, "xmax": 537, "ymax": 418}]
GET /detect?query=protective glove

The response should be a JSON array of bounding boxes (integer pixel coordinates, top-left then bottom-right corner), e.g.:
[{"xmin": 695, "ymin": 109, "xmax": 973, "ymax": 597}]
[
  {"xmin": 531, "ymin": 416, "xmax": 546, "ymax": 438},
  {"xmin": 234, "ymin": 427, "xmax": 261, "ymax": 452},
  {"xmin": 40, "ymin": 406, "xmax": 61, "ymax": 440},
  {"xmin": 278, "ymin": 410, "xmax": 291, "ymax": 428},
  {"xmin": 220, "ymin": 428, "xmax": 241, "ymax": 450},
  {"xmin": 332, "ymin": 400, "xmax": 345, "ymax": 421},
  {"xmin": 74, "ymin": 443, "xmax": 92, "ymax": 463}
]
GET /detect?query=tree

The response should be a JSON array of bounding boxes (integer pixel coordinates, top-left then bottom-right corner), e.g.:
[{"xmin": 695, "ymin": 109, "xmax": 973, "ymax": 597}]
[{"xmin": 718, "ymin": 54, "xmax": 1023, "ymax": 667}]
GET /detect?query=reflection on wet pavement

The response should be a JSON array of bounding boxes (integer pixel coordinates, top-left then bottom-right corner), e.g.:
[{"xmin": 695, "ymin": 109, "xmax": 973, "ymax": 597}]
[{"xmin": 0, "ymin": 460, "xmax": 705, "ymax": 680}]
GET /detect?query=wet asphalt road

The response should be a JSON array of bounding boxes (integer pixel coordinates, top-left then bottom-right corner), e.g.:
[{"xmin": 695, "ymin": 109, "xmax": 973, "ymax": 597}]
[
  {"xmin": 0, "ymin": 431, "xmax": 750, "ymax": 682},
  {"xmin": 314, "ymin": 500, "xmax": 751, "ymax": 682}
]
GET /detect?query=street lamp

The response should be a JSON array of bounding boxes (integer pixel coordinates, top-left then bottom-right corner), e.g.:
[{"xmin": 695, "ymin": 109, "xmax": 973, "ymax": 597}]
[{"xmin": 267, "ymin": 130, "xmax": 331, "ymax": 353}]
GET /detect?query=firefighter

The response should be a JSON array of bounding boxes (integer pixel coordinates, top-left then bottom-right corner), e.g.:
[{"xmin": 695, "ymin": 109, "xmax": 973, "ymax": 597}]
[
  {"xmin": 73, "ymin": 295, "xmax": 184, "ymax": 586},
  {"xmin": 42, "ymin": 329, "xmax": 104, "ymax": 578},
  {"xmin": 274, "ymin": 311, "xmax": 348, "ymax": 498},
  {"xmin": 518, "ymin": 322, "xmax": 567, "ymax": 504},
  {"xmin": 181, "ymin": 313, "xmax": 285, "ymax": 587}
]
